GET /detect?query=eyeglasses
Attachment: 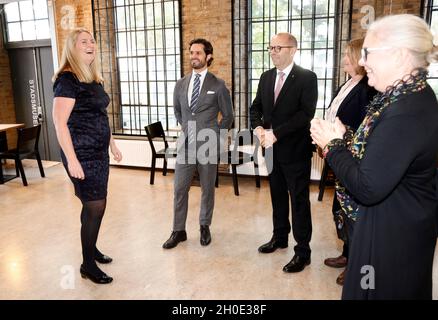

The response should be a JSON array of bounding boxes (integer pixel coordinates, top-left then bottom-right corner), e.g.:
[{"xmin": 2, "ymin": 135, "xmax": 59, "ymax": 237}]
[
  {"xmin": 267, "ymin": 46, "xmax": 295, "ymax": 53},
  {"xmin": 361, "ymin": 47, "xmax": 392, "ymax": 62}
]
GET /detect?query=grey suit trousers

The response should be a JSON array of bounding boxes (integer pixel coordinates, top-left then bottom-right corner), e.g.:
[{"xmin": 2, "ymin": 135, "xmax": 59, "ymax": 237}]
[{"xmin": 173, "ymin": 161, "xmax": 217, "ymax": 231}]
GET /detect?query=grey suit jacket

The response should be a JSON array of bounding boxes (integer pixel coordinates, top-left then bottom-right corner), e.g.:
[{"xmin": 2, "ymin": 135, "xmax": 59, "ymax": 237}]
[{"xmin": 173, "ymin": 71, "xmax": 234, "ymax": 156}]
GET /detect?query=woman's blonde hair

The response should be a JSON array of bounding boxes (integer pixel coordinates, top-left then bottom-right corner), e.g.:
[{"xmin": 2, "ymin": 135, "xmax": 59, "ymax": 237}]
[
  {"xmin": 52, "ymin": 28, "xmax": 103, "ymax": 83},
  {"xmin": 368, "ymin": 14, "xmax": 438, "ymax": 69},
  {"xmin": 345, "ymin": 38, "xmax": 366, "ymax": 76}
]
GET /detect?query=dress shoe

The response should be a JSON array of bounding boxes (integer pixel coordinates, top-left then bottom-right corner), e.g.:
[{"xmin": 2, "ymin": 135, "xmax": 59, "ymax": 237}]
[
  {"xmin": 95, "ymin": 254, "xmax": 113, "ymax": 264},
  {"xmin": 80, "ymin": 265, "xmax": 113, "ymax": 284},
  {"xmin": 324, "ymin": 255, "xmax": 347, "ymax": 268},
  {"xmin": 258, "ymin": 237, "xmax": 288, "ymax": 253},
  {"xmin": 200, "ymin": 225, "xmax": 211, "ymax": 246},
  {"xmin": 336, "ymin": 270, "xmax": 345, "ymax": 286},
  {"xmin": 283, "ymin": 255, "xmax": 311, "ymax": 273},
  {"xmin": 162, "ymin": 230, "xmax": 187, "ymax": 249}
]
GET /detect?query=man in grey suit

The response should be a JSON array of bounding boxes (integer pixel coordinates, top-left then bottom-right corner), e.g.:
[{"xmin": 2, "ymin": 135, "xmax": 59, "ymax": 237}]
[{"xmin": 163, "ymin": 38, "xmax": 234, "ymax": 249}]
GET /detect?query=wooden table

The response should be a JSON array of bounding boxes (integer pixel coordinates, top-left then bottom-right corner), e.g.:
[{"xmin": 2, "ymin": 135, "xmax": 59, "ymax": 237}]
[
  {"xmin": 0, "ymin": 123, "xmax": 25, "ymax": 184},
  {"xmin": 0, "ymin": 123, "xmax": 25, "ymax": 132}
]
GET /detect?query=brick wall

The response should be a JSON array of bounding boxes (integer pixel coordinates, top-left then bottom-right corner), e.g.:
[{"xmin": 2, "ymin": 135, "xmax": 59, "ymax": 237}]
[
  {"xmin": 52, "ymin": 0, "xmax": 233, "ymax": 89},
  {"xmin": 351, "ymin": 0, "xmax": 422, "ymax": 39},
  {"xmin": 49, "ymin": 0, "xmax": 420, "ymax": 92},
  {"xmin": 51, "ymin": 0, "xmax": 122, "ymax": 129},
  {"xmin": 52, "ymin": 0, "xmax": 94, "ymax": 62},
  {"xmin": 0, "ymin": 19, "xmax": 17, "ymax": 148},
  {"xmin": 181, "ymin": 0, "xmax": 232, "ymax": 90}
]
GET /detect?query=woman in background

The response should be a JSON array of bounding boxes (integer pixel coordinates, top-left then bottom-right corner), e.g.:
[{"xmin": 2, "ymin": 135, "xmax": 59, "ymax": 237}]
[
  {"xmin": 52, "ymin": 28, "xmax": 122, "ymax": 284},
  {"xmin": 322, "ymin": 38, "xmax": 376, "ymax": 286}
]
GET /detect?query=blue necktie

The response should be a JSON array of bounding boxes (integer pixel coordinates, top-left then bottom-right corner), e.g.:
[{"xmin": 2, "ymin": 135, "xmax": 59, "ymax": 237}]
[{"xmin": 190, "ymin": 74, "xmax": 201, "ymax": 112}]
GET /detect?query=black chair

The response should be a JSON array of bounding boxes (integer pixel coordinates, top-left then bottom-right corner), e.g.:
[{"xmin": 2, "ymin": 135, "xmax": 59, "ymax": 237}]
[
  {"xmin": 144, "ymin": 121, "xmax": 177, "ymax": 185},
  {"xmin": 0, "ymin": 124, "xmax": 45, "ymax": 186},
  {"xmin": 0, "ymin": 131, "xmax": 7, "ymax": 152},
  {"xmin": 216, "ymin": 129, "xmax": 261, "ymax": 196},
  {"xmin": 0, "ymin": 132, "xmax": 8, "ymax": 180},
  {"xmin": 0, "ymin": 132, "xmax": 7, "ymax": 166},
  {"xmin": 318, "ymin": 159, "xmax": 335, "ymax": 201}
]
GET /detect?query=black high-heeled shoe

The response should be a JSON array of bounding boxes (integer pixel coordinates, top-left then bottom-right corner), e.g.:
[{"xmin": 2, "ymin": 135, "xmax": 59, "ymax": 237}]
[
  {"xmin": 80, "ymin": 265, "xmax": 113, "ymax": 284},
  {"xmin": 95, "ymin": 254, "xmax": 113, "ymax": 264}
]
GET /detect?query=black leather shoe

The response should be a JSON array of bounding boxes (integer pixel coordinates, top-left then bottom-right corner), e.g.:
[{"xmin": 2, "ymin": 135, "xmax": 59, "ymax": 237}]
[
  {"xmin": 283, "ymin": 255, "xmax": 311, "ymax": 273},
  {"xmin": 258, "ymin": 237, "xmax": 288, "ymax": 253},
  {"xmin": 80, "ymin": 265, "xmax": 113, "ymax": 284},
  {"xmin": 200, "ymin": 225, "xmax": 211, "ymax": 246},
  {"xmin": 95, "ymin": 254, "xmax": 113, "ymax": 264},
  {"xmin": 163, "ymin": 230, "xmax": 187, "ymax": 249}
]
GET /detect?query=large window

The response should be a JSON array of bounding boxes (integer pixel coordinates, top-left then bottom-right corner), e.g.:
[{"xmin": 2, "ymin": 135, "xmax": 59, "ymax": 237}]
[
  {"xmin": 250, "ymin": 0, "xmax": 336, "ymax": 120},
  {"xmin": 3, "ymin": 0, "xmax": 50, "ymax": 42},
  {"xmin": 93, "ymin": 0, "xmax": 181, "ymax": 135},
  {"xmin": 233, "ymin": 0, "xmax": 351, "ymax": 129}
]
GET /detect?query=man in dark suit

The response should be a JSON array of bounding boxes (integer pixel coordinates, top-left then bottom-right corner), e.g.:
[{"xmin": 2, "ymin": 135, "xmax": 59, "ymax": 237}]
[
  {"xmin": 163, "ymin": 38, "xmax": 234, "ymax": 249},
  {"xmin": 250, "ymin": 32, "xmax": 318, "ymax": 272}
]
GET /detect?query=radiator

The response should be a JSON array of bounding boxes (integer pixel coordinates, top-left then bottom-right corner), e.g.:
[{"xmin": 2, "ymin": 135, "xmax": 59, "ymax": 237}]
[{"xmin": 311, "ymin": 152, "xmax": 324, "ymax": 181}]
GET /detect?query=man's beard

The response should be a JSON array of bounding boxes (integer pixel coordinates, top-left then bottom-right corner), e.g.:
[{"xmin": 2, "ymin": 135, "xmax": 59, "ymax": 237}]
[{"xmin": 191, "ymin": 59, "xmax": 206, "ymax": 69}]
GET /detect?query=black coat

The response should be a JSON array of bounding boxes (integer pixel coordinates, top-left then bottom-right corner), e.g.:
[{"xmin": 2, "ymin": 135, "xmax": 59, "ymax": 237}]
[
  {"xmin": 327, "ymin": 85, "xmax": 438, "ymax": 299},
  {"xmin": 250, "ymin": 64, "xmax": 318, "ymax": 163}
]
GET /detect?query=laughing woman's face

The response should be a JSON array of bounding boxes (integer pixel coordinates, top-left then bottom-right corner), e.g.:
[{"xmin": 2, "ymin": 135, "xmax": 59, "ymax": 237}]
[{"xmin": 75, "ymin": 32, "xmax": 96, "ymax": 66}]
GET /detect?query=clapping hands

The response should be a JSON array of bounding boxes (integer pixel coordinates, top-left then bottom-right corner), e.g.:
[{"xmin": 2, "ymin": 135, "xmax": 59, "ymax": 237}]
[{"xmin": 310, "ymin": 117, "xmax": 346, "ymax": 149}]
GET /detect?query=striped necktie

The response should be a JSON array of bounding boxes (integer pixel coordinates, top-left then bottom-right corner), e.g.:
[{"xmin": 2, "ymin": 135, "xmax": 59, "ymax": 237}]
[{"xmin": 190, "ymin": 73, "xmax": 201, "ymax": 112}]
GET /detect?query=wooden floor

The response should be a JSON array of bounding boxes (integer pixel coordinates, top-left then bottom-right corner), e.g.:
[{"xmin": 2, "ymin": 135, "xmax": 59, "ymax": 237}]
[{"xmin": 0, "ymin": 160, "xmax": 437, "ymax": 300}]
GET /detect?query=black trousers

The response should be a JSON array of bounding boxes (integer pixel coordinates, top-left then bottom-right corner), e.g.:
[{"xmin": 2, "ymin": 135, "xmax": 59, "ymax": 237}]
[{"xmin": 269, "ymin": 158, "xmax": 312, "ymax": 258}]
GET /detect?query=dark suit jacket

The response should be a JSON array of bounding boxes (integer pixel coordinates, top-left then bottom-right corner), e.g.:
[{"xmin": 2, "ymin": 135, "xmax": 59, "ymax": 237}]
[
  {"xmin": 329, "ymin": 75, "xmax": 377, "ymax": 131},
  {"xmin": 250, "ymin": 64, "xmax": 318, "ymax": 163}
]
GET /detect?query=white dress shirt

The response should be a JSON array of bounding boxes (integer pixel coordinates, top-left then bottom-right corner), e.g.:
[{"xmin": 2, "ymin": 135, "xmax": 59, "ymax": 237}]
[{"xmin": 274, "ymin": 62, "xmax": 294, "ymax": 90}]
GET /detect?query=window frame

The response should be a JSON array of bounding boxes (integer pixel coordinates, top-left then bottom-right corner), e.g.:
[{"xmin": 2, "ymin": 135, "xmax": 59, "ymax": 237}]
[
  {"xmin": 1, "ymin": 0, "xmax": 50, "ymax": 47},
  {"xmin": 232, "ymin": 0, "xmax": 352, "ymax": 130},
  {"xmin": 93, "ymin": 0, "xmax": 183, "ymax": 136}
]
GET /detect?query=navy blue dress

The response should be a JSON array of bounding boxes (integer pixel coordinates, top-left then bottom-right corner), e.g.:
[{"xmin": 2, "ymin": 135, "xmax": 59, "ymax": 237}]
[{"xmin": 53, "ymin": 71, "xmax": 111, "ymax": 202}]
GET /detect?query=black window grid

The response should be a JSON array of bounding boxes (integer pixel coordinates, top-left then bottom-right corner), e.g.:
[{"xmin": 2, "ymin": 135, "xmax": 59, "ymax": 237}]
[
  {"xmin": 92, "ymin": 0, "xmax": 182, "ymax": 136},
  {"xmin": 233, "ymin": 0, "xmax": 352, "ymax": 130}
]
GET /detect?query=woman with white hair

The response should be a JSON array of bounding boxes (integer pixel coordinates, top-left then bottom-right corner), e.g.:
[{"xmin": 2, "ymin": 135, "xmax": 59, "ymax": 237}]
[
  {"xmin": 52, "ymin": 28, "xmax": 122, "ymax": 284},
  {"xmin": 310, "ymin": 14, "xmax": 438, "ymax": 299}
]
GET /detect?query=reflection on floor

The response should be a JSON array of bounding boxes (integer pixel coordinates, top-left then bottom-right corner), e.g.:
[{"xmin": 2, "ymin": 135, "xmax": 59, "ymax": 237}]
[{"xmin": 0, "ymin": 160, "xmax": 437, "ymax": 299}]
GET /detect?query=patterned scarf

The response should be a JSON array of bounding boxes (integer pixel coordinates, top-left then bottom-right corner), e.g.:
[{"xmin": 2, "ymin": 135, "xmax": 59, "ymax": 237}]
[{"xmin": 331, "ymin": 69, "xmax": 428, "ymax": 221}]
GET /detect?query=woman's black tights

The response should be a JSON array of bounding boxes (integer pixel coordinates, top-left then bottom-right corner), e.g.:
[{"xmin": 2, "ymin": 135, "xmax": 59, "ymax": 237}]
[{"xmin": 80, "ymin": 198, "xmax": 107, "ymax": 275}]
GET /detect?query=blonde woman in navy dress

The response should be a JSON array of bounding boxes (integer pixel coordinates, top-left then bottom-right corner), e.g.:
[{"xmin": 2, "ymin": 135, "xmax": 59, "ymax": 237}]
[{"xmin": 52, "ymin": 28, "xmax": 122, "ymax": 284}]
